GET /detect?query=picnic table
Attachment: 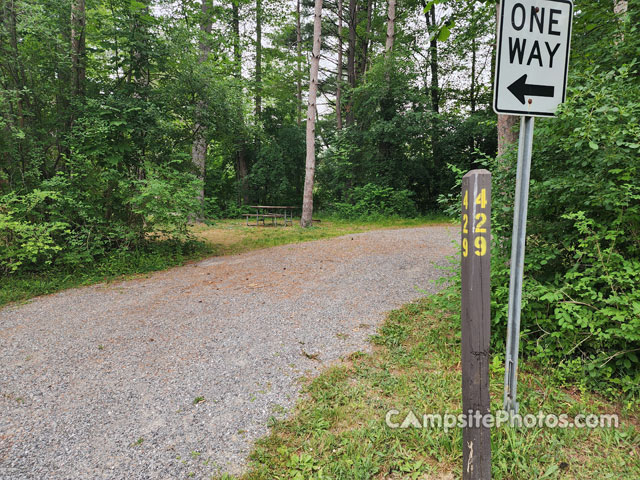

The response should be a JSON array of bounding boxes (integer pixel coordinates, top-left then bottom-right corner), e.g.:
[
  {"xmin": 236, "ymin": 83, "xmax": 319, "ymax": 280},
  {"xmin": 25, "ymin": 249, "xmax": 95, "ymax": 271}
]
[{"xmin": 243, "ymin": 205, "xmax": 297, "ymax": 226}]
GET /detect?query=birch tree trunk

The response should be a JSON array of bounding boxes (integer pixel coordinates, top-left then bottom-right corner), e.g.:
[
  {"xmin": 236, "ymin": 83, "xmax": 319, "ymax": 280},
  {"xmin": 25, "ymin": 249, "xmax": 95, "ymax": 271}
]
[
  {"xmin": 255, "ymin": 0, "xmax": 262, "ymax": 121},
  {"xmin": 385, "ymin": 0, "xmax": 396, "ymax": 55},
  {"xmin": 191, "ymin": 0, "xmax": 212, "ymax": 218},
  {"xmin": 300, "ymin": 0, "xmax": 323, "ymax": 228},
  {"xmin": 296, "ymin": 0, "xmax": 302, "ymax": 126},
  {"xmin": 614, "ymin": 0, "xmax": 627, "ymax": 15},
  {"xmin": 469, "ymin": 3, "xmax": 476, "ymax": 114},
  {"xmin": 336, "ymin": 0, "xmax": 343, "ymax": 130}
]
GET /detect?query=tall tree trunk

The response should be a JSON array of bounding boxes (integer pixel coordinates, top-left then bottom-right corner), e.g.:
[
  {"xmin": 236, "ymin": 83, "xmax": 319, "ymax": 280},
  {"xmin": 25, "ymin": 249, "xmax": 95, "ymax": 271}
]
[
  {"xmin": 301, "ymin": 0, "xmax": 323, "ymax": 228},
  {"xmin": 379, "ymin": 0, "xmax": 397, "ymax": 189},
  {"xmin": 71, "ymin": 0, "xmax": 86, "ymax": 97},
  {"xmin": 4, "ymin": 0, "xmax": 29, "ymax": 182},
  {"xmin": 470, "ymin": 38, "xmax": 476, "ymax": 113},
  {"xmin": 5, "ymin": 0, "xmax": 26, "ymax": 129},
  {"xmin": 469, "ymin": 4, "xmax": 476, "ymax": 114},
  {"xmin": 336, "ymin": 0, "xmax": 343, "ymax": 130},
  {"xmin": 614, "ymin": 0, "xmax": 627, "ymax": 15},
  {"xmin": 385, "ymin": 0, "xmax": 396, "ymax": 55},
  {"xmin": 346, "ymin": 0, "xmax": 357, "ymax": 125},
  {"xmin": 232, "ymin": 0, "xmax": 249, "ymax": 204},
  {"xmin": 359, "ymin": 0, "xmax": 373, "ymax": 75},
  {"xmin": 232, "ymin": 1, "xmax": 241, "ymax": 74},
  {"xmin": 255, "ymin": 0, "xmax": 262, "ymax": 121},
  {"xmin": 468, "ymin": 3, "xmax": 477, "ymax": 156},
  {"xmin": 421, "ymin": 0, "xmax": 442, "ymax": 198},
  {"xmin": 191, "ymin": 0, "xmax": 213, "ymax": 217},
  {"xmin": 296, "ymin": 0, "xmax": 302, "ymax": 126},
  {"xmin": 614, "ymin": 0, "xmax": 628, "ymax": 43},
  {"xmin": 427, "ymin": 5, "xmax": 439, "ymax": 113},
  {"xmin": 496, "ymin": 115, "xmax": 518, "ymax": 156},
  {"xmin": 495, "ymin": 1, "xmax": 517, "ymax": 157}
]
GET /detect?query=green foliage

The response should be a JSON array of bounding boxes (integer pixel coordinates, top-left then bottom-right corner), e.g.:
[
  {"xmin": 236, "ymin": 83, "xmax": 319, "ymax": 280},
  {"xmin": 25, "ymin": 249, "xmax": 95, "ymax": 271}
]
[
  {"xmin": 317, "ymin": 50, "xmax": 497, "ymax": 214},
  {"xmin": 0, "ymin": 190, "xmax": 69, "ymax": 273},
  {"xmin": 0, "ymin": 238, "xmax": 211, "ymax": 306},
  {"xmin": 129, "ymin": 163, "xmax": 202, "ymax": 239},
  {"xmin": 247, "ymin": 115, "xmax": 306, "ymax": 206},
  {"xmin": 487, "ymin": 45, "xmax": 640, "ymax": 399},
  {"xmin": 0, "ymin": 0, "xmax": 231, "ymax": 276},
  {"xmin": 327, "ymin": 183, "xmax": 418, "ymax": 219}
]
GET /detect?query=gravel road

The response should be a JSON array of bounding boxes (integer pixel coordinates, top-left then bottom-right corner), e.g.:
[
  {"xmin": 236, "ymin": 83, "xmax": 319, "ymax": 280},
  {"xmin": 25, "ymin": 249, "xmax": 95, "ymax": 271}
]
[{"xmin": 0, "ymin": 226, "xmax": 455, "ymax": 479}]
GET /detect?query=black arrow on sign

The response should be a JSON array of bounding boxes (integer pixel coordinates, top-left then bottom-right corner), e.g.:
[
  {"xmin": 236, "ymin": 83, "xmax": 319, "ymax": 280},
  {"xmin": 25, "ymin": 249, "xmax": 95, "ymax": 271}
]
[{"xmin": 507, "ymin": 74, "xmax": 555, "ymax": 105}]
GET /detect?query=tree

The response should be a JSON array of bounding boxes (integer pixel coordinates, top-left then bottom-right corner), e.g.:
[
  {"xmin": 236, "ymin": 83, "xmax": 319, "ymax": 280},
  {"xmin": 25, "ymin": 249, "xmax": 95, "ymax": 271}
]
[
  {"xmin": 359, "ymin": 0, "xmax": 373, "ymax": 76},
  {"xmin": 255, "ymin": 0, "xmax": 262, "ymax": 120},
  {"xmin": 495, "ymin": 1, "xmax": 517, "ymax": 157},
  {"xmin": 296, "ymin": 0, "xmax": 302, "ymax": 126},
  {"xmin": 425, "ymin": 1, "xmax": 439, "ymax": 113},
  {"xmin": 232, "ymin": 0, "xmax": 249, "ymax": 204},
  {"xmin": 385, "ymin": 0, "xmax": 396, "ymax": 54},
  {"xmin": 336, "ymin": 0, "xmax": 343, "ymax": 130},
  {"xmin": 71, "ymin": 0, "xmax": 86, "ymax": 97},
  {"xmin": 346, "ymin": 0, "xmax": 356, "ymax": 125},
  {"xmin": 301, "ymin": 0, "xmax": 323, "ymax": 227},
  {"xmin": 191, "ymin": 0, "xmax": 213, "ymax": 215}
]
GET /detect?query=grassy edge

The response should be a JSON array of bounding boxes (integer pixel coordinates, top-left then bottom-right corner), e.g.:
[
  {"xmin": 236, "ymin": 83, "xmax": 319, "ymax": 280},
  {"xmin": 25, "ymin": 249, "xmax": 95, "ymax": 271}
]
[
  {"xmin": 214, "ymin": 290, "xmax": 640, "ymax": 480},
  {"xmin": 0, "ymin": 215, "xmax": 453, "ymax": 308}
]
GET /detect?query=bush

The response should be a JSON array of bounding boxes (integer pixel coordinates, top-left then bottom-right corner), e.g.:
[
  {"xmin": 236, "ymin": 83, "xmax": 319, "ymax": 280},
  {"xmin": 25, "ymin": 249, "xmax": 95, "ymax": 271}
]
[
  {"xmin": 0, "ymin": 190, "xmax": 69, "ymax": 273},
  {"xmin": 326, "ymin": 183, "xmax": 418, "ymax": 219},
  {"xmin": 486, "ymin": 61, "xmax": 640, "ymax": 400},
  {"xmin": 128, "ymin": 163, "xmax": 202, "ymax": 239},
  {"xmin": 0, "ymin": 162, "xmax": 202, "ymax": 275}
]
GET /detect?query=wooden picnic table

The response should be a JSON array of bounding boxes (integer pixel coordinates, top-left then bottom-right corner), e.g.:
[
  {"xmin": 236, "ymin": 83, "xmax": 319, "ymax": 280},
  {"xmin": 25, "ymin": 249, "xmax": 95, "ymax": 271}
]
[{"xmin": 243, "ymin": 205, "xmax": 298, "ymax": 226}]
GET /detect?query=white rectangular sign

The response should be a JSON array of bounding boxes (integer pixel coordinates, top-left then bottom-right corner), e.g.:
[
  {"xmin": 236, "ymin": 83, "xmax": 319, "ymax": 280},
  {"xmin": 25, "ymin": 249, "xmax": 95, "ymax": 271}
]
[{"xmin": 493, "ymin": 0, "xmax": 573, "ymax": 117}]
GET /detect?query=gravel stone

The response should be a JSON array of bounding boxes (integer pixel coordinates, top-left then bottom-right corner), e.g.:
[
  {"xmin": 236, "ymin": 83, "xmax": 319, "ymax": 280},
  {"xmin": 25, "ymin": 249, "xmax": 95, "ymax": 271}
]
[{"xmin": 0, "ymin": 226, "xmax": 455, "ymax": 478}]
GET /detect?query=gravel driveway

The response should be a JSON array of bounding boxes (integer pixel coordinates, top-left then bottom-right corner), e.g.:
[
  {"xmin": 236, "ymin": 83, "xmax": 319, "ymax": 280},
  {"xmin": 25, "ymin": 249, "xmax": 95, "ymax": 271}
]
[{"xmin": 0, "ymin": 226, "xmax": 455, "ymax": 479}]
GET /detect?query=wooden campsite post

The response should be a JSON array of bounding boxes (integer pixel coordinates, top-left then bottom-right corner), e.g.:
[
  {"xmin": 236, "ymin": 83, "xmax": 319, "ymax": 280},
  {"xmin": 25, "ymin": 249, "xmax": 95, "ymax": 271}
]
[{"xmin": 461, "ymin": 169, "xmax": 492, "ymax": 479}]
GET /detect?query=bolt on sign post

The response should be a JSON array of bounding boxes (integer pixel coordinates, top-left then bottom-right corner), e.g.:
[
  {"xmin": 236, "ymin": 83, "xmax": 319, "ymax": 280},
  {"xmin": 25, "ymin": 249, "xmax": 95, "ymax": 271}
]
[
  {"xmin": 493, "ymin": 0, "xmax": 573, "ymax": 413},
  {"xmin": 461, "ymin": 169, "xmax": 492, "ymax": 480}
]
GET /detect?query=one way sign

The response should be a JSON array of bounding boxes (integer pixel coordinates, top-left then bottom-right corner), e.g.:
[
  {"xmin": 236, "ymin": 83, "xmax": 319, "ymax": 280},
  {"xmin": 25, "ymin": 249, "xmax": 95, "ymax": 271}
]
[{"xmin": 494, "ymin": 0, "xmax": 573, "ymax": 116}]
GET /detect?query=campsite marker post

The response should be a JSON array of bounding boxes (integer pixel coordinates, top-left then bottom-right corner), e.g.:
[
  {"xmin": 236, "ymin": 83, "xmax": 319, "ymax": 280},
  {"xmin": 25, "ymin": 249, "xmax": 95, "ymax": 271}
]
[{"xmin": 461, "ymin": 170, "xmax": 492, "ymax": 480}]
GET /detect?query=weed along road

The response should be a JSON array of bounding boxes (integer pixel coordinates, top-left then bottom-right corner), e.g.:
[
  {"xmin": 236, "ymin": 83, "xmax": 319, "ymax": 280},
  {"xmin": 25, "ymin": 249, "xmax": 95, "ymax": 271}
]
[{"xmin": 0, "ymin": 226, "xmax": 454, "ymax": 478}]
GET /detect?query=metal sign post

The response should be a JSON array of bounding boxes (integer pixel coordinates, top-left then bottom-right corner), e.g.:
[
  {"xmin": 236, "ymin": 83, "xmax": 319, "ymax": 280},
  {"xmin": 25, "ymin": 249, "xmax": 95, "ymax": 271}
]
[
  {"xmin": 503, "ymin": 116, "xmax": 534, "ymax": 413},
  {"xmin": 493, "ymin": 0, "xmax": 573, "ymax": 412}
]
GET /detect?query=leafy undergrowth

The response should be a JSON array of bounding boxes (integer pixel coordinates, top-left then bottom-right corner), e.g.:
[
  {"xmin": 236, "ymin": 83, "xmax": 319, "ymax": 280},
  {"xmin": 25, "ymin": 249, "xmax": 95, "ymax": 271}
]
[
  {"xmin": 0, "ymin": 239, "xmax": 213, "ymax": 307},
  {"xmin": 222, "ymin": 290, "xmax": 640, "ymax": 479},
  {"xmin": 0, "ymin": 216, "xmax": 451, "ymax": 307}
]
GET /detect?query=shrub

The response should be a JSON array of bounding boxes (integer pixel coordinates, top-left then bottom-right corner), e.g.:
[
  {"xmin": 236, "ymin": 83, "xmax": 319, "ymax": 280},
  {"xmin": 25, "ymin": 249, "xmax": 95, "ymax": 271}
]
[
  {"xmin": 486, "ymin": 61, "xmax": 640, "ymax": 400},
  {"xmin": 0, "ymin": 191, "xmax": 69, "ymax": 273},
  {"xmin": 327, "ymin": 183, "xmax": 418, "ymax": 219}
]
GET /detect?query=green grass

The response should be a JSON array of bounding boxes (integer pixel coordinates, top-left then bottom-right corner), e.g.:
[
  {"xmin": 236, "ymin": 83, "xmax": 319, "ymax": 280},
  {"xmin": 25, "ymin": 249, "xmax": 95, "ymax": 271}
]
[
  {"xmin": 193, "ymin": 215, "xmax": 452, "ymax": 257},
  {"xmin": 220, "ymin": 290, "xmax": 640, "ymax": 480},
  {"xmin": 0, "ymin": 215, "xmax": 451, "ymax": 308}
]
